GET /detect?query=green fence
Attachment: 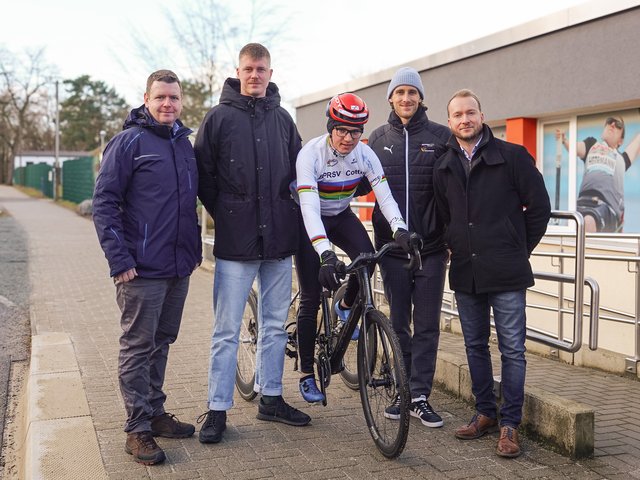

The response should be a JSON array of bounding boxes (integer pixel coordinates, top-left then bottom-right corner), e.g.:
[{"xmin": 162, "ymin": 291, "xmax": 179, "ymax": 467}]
[
  {"xmin": 13, "ymin": 163, "xmax": 54, "ymax": 198},
  {"xmin": 62, "ymin": 156, "xmax": 98, "ymax": 203}
]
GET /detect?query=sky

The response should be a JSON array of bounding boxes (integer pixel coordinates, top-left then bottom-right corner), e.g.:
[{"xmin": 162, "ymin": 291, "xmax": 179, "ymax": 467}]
[{"xmin": 1, "ymin": 0, "xmax": 589, "ymax": 109}]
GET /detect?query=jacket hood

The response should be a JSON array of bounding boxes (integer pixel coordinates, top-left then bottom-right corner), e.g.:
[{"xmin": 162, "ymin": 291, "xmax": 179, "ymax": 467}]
[
  {"xmin": 123, "ymin": 105, "xmax": 190, "ymax": 138},
  {"xmin": 219, "ymin": 77, "xmax": 282, "ymax": 110}
]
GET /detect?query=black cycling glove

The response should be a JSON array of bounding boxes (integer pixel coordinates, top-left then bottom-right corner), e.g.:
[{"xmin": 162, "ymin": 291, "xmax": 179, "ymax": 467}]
[
  {"xmin": 318, "ymin": 250, "xmax": 345, "ymax": 291},
  {"xmin": 394, "ymin": 228, "xmax": 424, "ymax": 254}
]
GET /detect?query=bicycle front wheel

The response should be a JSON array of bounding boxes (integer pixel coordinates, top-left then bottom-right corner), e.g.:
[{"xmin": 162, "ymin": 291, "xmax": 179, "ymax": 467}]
[
  {"xmin": 235, "ymin": 289, "xmax": 258, "ymax": 401},
  {"xmin": 357, "ymin": 309, "xmax": 410, "ymax": 459}
]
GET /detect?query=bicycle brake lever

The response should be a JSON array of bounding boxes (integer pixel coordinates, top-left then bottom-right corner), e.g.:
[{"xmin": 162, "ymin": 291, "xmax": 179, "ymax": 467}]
[{"xmin": 405, "ymin": 246, "xmax": 422, "ymax": 271}]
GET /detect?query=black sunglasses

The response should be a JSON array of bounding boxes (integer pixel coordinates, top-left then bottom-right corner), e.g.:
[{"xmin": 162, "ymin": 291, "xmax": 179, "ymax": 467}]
[{"xmin": 606, "ymin": 117, "xmax": 624, "ymax": 130}]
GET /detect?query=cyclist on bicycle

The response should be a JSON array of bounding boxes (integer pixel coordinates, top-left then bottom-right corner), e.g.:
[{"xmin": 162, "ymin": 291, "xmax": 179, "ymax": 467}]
[{"xmin": 294, "ymin": 92, "xmax": 421, "ymax": 403}]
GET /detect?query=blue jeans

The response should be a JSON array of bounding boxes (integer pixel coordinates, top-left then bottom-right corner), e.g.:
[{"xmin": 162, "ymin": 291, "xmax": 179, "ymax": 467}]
[
  {"xmin": 207, "ymin": 257, "xmax": 292, "ymax": 411},
  {"xmin": 454, "ymin": 290, "xmax": 527, "ymax": 428}
]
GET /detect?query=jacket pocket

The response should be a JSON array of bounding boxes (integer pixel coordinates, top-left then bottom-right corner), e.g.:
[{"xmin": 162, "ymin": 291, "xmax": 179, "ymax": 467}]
[{"xmin": 214, "ymin": 194, "xmax": 256, "ymax": 256}]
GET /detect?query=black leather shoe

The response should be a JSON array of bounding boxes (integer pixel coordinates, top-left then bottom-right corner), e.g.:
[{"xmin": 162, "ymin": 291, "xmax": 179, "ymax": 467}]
[
  {"xmin": 197, "ymin": 410, "xmax": 227, "ymax": 444},
  {"xmin": 256, "ymin": 396, "xmax": 311, "ymax": 426}
]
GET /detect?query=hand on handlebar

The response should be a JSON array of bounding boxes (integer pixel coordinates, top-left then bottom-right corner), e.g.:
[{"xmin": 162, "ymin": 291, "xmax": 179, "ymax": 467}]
[
  {"xmin": 393, "ymin": 228, "xmax": 423, "ymax": 254},
  {"xmin": 318, "ymin": 250, "xmax": 346, "ymax": 291},
  {"xmin": 393, "ymin": 229, "xmax": 423, "ymax": 272}
]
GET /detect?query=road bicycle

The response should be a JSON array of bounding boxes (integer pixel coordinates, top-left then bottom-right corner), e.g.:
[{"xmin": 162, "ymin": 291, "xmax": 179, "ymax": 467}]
[
  {"xmin": 236, "ymin": 282, "xmax": 359, "ymax": 397},
  {"xmin": 235, "ymin": 242, "xmax": 419, "ymax": 458}
]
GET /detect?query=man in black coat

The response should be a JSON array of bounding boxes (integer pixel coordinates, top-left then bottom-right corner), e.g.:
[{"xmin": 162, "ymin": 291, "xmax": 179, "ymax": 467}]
[
  {"xmin": 433, "ymin": 89, "xmax": 551, "ymax": 458},
  {"xmin": 195, "ymin": 43, "xmax": 310, "ymax": 445},
  {"xmin": 368, "ymin": 67, "xmax": 449, "ymax": 429}
]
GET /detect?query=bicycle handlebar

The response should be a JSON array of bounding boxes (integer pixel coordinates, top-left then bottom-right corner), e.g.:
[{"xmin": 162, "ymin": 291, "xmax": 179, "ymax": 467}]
[{"xmin": 338, "ymin": 241, "xmax": 422, "ymax": 278}]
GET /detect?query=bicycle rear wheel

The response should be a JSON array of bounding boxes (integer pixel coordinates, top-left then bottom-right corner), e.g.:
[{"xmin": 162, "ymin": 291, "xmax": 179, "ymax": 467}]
[
  {"xmin": 357, "ymin": 309, "xmax": 410, "ymax": 458},
  {"xmin": 331, "ymin": 283, "xmax": 359, "ymax": 390},
  {"xmin": 235, "ymin": 289, "xmax": 258, "ymax": 401}
]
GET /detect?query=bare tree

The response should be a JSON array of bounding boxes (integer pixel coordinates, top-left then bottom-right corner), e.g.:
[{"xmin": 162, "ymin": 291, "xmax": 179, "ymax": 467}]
[
  {"xmin": 0, "ymin": 48, "xmax": 55, "ymax": 184},
  {"xmin": 128, "ymin": 0, "xmax": 293, "ymax": 108}
]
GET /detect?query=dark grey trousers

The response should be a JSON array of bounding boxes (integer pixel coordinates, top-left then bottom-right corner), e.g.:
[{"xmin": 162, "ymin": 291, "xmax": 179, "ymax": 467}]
[
  {"xmin": 115, "ymin": 276, "xmax": 190, "ymax": 433},
  {"xmin": 379, "ymin": 250, "xmax": 447, "ymax": 399}
]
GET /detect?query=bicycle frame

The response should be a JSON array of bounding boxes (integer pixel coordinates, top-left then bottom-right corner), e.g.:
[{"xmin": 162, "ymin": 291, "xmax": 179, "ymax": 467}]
[
  {"xmin": 327, "ymin": 261, "xmax": 374, "ymax": 375},
  {"xmin": 326, "ymin": 241, "xmax": 418, "ymax": 375}
]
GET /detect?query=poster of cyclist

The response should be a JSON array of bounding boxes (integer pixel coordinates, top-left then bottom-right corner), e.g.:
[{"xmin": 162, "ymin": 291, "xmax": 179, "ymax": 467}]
[{"xmin": 545, "ymin": 109, "xmax": 640, "ymax": 233}]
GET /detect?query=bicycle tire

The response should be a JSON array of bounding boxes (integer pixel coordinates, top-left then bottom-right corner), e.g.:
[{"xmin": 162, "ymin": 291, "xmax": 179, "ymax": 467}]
[
  {"xmin": 235, "ymin": 289, "xmax": 258, "ymax": 401},
  {"xmin": 357, "ymin": 309, "xmax": 410, "ymax": 459},
  {"xmin": 331, "ymin": 283, "xmax": 359, "ymax": 390}
]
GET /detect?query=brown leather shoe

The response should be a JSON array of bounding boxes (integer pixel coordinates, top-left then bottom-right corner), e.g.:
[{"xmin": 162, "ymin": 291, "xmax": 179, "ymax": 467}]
[
  {"xmin": 496, "ymin": 426, "xmax": 521, "ymax": 458},
  {"xmin": 454, "ymin": 413, "xmax": 498, "ymax": 440},
  {"xmin": 125, "ymin": 431, "xmax": 166, "ymax": 465},
  {"xmin": 151, "ymin": 412, "xmax": 195, "ymax": 438}
]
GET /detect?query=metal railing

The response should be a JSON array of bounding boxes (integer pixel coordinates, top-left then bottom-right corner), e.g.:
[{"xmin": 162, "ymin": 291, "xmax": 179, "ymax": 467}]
[
  {"xmin": 528, "ymin": 211, "xmax": 600, "ymax": 353},
  {"xmin": 441, "ymin": 211, "xmax": 601, "ymax": 355},
  {"xmin": 539, "ymin": 226, "xmax": 640, "ymax": 374}
]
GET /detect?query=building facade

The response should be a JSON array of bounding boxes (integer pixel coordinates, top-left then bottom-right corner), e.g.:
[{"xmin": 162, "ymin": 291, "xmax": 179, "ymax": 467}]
[{"xmin": 293, "ymin": 0, "xmax": 640, "ymax": 375}]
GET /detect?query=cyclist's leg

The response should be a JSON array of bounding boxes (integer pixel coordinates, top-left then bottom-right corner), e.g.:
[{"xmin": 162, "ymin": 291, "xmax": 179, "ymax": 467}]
[
  {"xmin": 294, "ymin": 228, "xmax": 322, "ymax": 376},
  {"xmin": 326, "ymin": 208, "xmax": 374, "ymax": 307}
]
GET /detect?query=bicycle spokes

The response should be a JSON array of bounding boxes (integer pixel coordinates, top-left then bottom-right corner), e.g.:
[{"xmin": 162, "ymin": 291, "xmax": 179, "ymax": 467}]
[{"xmin": 357, "ymin": 310, "xmax": 410, "ymax": 458}]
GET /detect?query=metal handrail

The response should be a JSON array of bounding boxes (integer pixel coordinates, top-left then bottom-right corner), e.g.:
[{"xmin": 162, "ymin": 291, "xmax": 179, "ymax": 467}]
[
  {"xmin": 442, "ymin": 210, "xmax": 600, "ymax": 355},
  {"xmin": 528, "ymin": 211, "xmax": 599, "ymax": 352},
  {"xmin": 531, "ymin": 272, "xmax": 600, "ymax": 352},
  {"xmin": 334, "ymin": 207, "xmax": 603, "ymax": 356}
]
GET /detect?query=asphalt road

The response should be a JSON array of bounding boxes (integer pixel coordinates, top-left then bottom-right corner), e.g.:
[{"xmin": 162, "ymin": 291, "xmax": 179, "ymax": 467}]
[{"xmin": 0, "ymin": 204, "xmax": 31, "ymax": 470}]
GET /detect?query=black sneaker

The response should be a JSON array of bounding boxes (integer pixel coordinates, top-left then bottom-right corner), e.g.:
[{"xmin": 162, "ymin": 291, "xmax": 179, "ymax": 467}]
[
  {"xmin": 125, "ymin": 431, "xmax": 166, "ymax": 465},
  {"xmin": 256, "ymin": 396, "xmax": 311, "ymax": 426},
  {"xmin": 384, "ymin": 394, "xmax": 401, "ymax": 420},
  {"xmin": 411, "ymin": 396, "xmax": 443, "ymax": 428},
  {"xmin": 197, "ymin": 410, "xmax": 226, "ymax": 444},
  {"xmin": 151, "ymin": 412, "xmax": 195, "ymax": 438}
]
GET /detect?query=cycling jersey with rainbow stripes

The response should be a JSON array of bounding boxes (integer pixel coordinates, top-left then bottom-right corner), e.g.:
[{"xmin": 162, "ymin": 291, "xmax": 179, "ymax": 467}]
[{"xmin": 296, "ymin": 134, "xmax": 406, "ymax": 255}]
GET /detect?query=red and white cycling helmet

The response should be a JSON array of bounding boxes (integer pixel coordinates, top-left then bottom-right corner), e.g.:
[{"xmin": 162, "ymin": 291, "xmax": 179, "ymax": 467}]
[{"xmin": 326, "ymin": 93, "xmax": 369, "ymax": 126}]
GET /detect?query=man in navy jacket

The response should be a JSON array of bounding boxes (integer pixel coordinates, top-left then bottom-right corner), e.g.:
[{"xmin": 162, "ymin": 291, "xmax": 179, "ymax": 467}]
[
  {"xmin": 434, "ymin": 89, "xmax": 550, "ymax": 458},
  {"xmin": 93, "ymin": 70, "xmax": 201, "ymax": 465}
]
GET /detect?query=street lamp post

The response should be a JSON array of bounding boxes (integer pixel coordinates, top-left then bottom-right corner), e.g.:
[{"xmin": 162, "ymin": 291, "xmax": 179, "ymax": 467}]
[
  {"xmin": 53, "ymin": 79, "xmax": 60, "ymax": 200},
  {"xmin": 99, "ymin": 130, "xmax": 106, "ymax": 162}
]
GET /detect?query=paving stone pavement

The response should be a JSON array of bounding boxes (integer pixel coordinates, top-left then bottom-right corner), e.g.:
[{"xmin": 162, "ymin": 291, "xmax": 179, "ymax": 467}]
[{"xmin": 2, "ymin": 185, "xmax": 640, "ymax": 479}]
